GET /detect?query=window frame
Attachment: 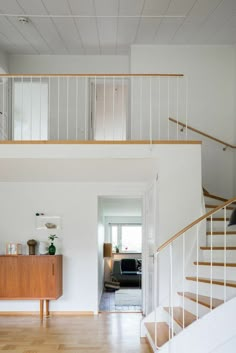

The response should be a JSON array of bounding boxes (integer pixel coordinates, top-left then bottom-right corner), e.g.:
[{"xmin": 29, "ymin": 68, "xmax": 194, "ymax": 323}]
[{"xmin": 109, "ymin": 222, "xmax": 142, "ymax": 253}]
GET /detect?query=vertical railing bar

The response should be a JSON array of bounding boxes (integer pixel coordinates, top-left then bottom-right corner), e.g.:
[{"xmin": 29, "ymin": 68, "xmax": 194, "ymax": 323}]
[
  {"xmin": 149, "ymin": 77, "xmax": 152, "ymax": 147},
  {"xmin": 185, "ymin": 76, "xmax": 188, "ymax": 140},
  {"xmin": 130, "ymin": 76, "xmax": 133, "ymax": 140},
  {"xmin": 224, "ymin": 206, "xmax": 227, "ymax": 302},
  {"xmin": 85, "ymin": 77, "xmax": 88, "ymax": 140},
  {"xmin": 12, "ymin": 78, "xmax": 15, "ymax": 140},
  {"xmin": 170, "ymin": 243, "xmax": 174, "ymax": 339},
  {"xmin": 112, "ymin": 76, "xmax": 115, "ymax": 141},
  {"xmin": 154, "ymin": 252, "xmax": 158, "ymax": 348},
  {"xmin": 103, "ymin": 77, "xmax": 105, "ymax": 140},
  {"xmin": 48, "ymin": 76, "xmax": 50, "ymax": 140},
  {"xmin": 176, "ymin": 76, "xmax": 179, "ymax": 140},
  {"xmin": 140, "ymin": 77, "xmax": 142, "ymax": 140},
  {"xmin": 39, "ymin": 76, "xmax": 42, "ymax": 140},
  {"xmin": 167, "ymin": 77, "xmax": 170, "ymax": 140},
  {"xmin": 182, "ymin": 232, "xmax": 185, "ymax": 329},
  {"xmin": 6, "ymin": 78, "xmax": 8, "ymax": 140},
  {"xmin": 2, "ymin": 76, "xmax": 5, "ymax": 139},
  {"xmin": 168, "ymin": 245, "xmax": 171, "ymax": 341},
  {"xmin": 21, "ymin": 76, "xmax": 23, "ymax": 140},
  {"xmin": 122, "ymin": 76, "xmax": 124, "ymax": 140},
  {"xmin": 75, "ymin": 77, "xmax": 78, "ymax": 140},
  {"xmin": 158, "ymin": 76, "xmax": 161, "ymax": 140},
  {"xmin": 210, "ymin": 214, "xmax": 213, "ymax": 311},
  {"xmin": 196, "ymin": 224, "xmax": 199, "ymax": 320},
  {"xmin": 66, "ymin": 76, "xmax": 69, "ymax": 140},
  {"xmin": 57, "ymin": 76, "xmax": 60, "ymax": 140},
  {"xmin": 94, "ymin": 76, "xmax": 97, "ymax": 140}
]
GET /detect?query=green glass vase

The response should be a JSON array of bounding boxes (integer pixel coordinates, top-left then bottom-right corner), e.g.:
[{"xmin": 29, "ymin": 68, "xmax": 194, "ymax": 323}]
[{"xmin": 48, "ymin": 243, "xmax": 56, "ymax": 255}]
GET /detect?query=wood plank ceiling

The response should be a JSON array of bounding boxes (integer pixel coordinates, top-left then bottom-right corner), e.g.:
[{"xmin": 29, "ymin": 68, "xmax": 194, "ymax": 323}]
[{"xmin": 0, "ymin": 0, "xmax": 235, "ymax": 55}]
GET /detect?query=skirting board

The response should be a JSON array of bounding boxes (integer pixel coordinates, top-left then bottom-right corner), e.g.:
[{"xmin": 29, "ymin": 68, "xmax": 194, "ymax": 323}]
[{"xmin": 0, "ymin": 311, "xmax": 95, "ymax": 316}]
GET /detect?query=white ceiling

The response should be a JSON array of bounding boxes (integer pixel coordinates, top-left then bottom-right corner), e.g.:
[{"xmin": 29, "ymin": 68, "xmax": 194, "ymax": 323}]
[{"xmin": 0, "ymin": 0, "xmax": 235, "ymax": 55}]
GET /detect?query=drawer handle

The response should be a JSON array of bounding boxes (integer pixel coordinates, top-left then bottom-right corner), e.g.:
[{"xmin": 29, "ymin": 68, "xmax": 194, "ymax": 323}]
[{"xmin": 52, "ymin": 264, "xmax": 55, "ymax": 276}]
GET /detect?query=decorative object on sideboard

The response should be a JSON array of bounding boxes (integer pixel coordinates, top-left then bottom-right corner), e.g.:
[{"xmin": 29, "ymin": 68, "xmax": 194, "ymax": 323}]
[
  {"xmin": 48, "ymin": 234, "xmax": 58, "ymax": 255},
  {"xmin": 27, "ymin": 239, "xmax": 37, "ymax": 255},
  {"xmin": 6, "ymin": 242, "xmax": 22, "ymax": 255},
  {"xmin": 39, "ymin": 241, "xmax": 49, "ymax": 255}
]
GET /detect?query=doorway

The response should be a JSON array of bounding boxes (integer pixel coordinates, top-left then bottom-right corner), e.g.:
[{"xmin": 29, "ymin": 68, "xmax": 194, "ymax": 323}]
[{"xmin": 98, "ymin": 196, "xmax": 143, "ymax": 312}]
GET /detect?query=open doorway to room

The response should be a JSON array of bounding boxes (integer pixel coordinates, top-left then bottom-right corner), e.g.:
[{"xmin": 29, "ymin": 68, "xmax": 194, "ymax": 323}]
[{"xmin": 98, "ymin": 196, "xmax": 143, "ymax": 312}]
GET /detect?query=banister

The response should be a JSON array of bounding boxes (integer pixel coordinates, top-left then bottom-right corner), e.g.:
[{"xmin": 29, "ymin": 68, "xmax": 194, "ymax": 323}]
[
  {"xmin": 157, "ymin": 196, "xmax": 236, "ymax": 253},
  {"xmin": 169, "ymin": 117, "xmax": 236, "ymax": 149},
  {"xmin": 0, "ymin": 73, "xmax": 184, "ymax": 77}
]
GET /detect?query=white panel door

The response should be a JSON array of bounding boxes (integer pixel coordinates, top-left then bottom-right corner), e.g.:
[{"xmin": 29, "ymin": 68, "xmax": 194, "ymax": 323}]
[{"xmin": 91, "ymin": 79, "xmax": 127, "ymax": 140}]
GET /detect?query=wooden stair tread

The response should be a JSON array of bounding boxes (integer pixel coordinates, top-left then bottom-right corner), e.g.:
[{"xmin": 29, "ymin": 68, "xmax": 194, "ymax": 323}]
[
  {"xmin": 194, "ymin": 261, "xmax": 236, "ymax": 267},
  {"xmin": 206, "ymin": 217, "xmax": 229, "ymax": 221},
  {"xmin": 200, "ymin": 246, "xmax": 236, "ymax": 250},
  {"xmin": 186, "ymin": 276, "xmax": 236, "ymax": 287},
  {"xmin": 205, "ymin": 204, "xmax": 234, "ymax": 210},
  {"xmin": 163, "ymin": 307, "xmax": 196, "ymax": 328},
  {"xmin": 178, "ymin": 291, "xmax": 223, "ymax": 309},
  {"xmin": 144, "ymin": 322, "xmax": 171, "ymax": 348},
  {"xmin": 206, "ymin": 231, "xmax": 236, "ymax": 235}
]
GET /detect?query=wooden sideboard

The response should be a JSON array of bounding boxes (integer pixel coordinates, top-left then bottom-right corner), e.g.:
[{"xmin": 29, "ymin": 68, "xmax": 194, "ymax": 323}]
[{"xmin": 0, "ymin": 254, "xmax": 63, "ymax": 319}]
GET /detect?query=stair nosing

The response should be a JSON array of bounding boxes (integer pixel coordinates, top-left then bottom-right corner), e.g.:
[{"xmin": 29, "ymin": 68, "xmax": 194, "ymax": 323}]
[
  {"xmin": 186, "ymin": 276, "xmax": 236, "ymax": 287},
  {"xmin": 206, "ymin": 231, "xmax": 236, "ymax": 235},
  {"xmin": 194, "ymin": 261, "xmax": 236, "ymax": 267},
  {"xmin": 177, "ymin": 291, "xmax": 223, "ymax": 309},
  {"xmin": 200, "ymin": 246, "xmax": 236, "ymax": 250}
]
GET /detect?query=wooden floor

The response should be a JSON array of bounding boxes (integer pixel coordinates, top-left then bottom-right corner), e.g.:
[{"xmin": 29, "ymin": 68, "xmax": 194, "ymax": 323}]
[{"xmin": 0, "ymin": 313, "xmax": 151, "ymax": 353}]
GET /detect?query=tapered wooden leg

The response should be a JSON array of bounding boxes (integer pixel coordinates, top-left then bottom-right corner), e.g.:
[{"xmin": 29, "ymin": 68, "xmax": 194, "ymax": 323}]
[
  {"xmin": 46, "ymin": 300, "xmax": 50, "ymax": 317},
  {"xmin": 40, "ymin": 300, "xmax": 44, "ymax": 320}
]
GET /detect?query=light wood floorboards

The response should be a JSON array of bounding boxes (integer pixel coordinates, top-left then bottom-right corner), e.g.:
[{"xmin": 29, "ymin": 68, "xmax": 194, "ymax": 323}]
[{"xmin": 0, "ymin": 313, "xmax": 151, "ymax": 353}]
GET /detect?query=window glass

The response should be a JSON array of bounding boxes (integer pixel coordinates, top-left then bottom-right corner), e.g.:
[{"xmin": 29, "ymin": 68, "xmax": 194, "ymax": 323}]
[{"xmin": 110, "ymin": 223, "xmax": 142, "ymax": 252}]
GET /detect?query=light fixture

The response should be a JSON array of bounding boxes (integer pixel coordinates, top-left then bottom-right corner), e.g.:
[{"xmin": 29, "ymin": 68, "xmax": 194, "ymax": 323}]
[
  {"xmin": 103, "ymin": 243, "xmax": 112, "ymax": 258},
  {"xmin": 18, "ymin": 16, "xmax": 30, "ymax": 24},
  {"xmin": 228, "ymin": 208, "xmax": 236, "ymax": 226}
]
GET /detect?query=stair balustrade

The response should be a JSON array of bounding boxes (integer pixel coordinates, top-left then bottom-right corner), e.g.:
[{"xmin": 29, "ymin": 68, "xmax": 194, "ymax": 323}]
[{"xmin": 145, "ymin": 194, "xmax": 236, "ymax": 351}]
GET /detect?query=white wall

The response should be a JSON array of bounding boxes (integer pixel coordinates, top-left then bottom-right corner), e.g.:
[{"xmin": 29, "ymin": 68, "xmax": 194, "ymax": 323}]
[
  {"xmin": 0, "ymin": 180, "xmax": 145, "ymax": 313},
  {"xmin": 130, "ymin": 45, "xmax": 236, "ymax": 198},
  {"xmin": 9, "ymin": 55, "xmax": 129, "ymax": 74},
  {"xmin": 0, "ymin": 143, "xmax": 201, "ymax": 313}
]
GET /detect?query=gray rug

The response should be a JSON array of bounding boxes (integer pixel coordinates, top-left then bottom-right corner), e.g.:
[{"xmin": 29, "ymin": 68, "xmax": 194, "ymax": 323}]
[{"xmin": 115, "ymin": 289, "xmax": 142, "ymax": 306}]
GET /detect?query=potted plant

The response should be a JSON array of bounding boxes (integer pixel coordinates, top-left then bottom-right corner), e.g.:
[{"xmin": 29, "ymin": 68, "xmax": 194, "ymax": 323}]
[
  {"xmin": 114, "ymin": 245, "xmax": 119, "ymax": 253},
  {"xmin": 48, "ymin": 234, "xmax": 58, "ymax": 255}
]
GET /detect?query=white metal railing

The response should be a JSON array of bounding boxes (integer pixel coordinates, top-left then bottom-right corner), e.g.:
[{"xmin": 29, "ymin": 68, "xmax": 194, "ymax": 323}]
[
  {"xmin": 0, "ymin": 74, "xmax": 188, "ymax": 142},
  {"xmin": 152, "ymin": 196, "xmax": 236, "ymax": 350}
]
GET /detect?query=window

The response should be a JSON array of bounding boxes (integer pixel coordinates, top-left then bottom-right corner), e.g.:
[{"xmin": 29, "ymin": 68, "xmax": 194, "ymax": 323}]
[
  {"xmin": 13, "ymin": 78, "xmax": 48, "ymax": 140},
  {"xmin": 110, "ymin": 223, "xmax": 142, "ymax": 253}
]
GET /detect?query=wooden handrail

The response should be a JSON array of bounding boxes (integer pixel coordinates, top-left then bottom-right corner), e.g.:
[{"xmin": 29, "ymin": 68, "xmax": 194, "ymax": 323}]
[
  {"xmin": 0, "ymin": 140, "xmax": 201, "ymax": 145},
  {"xmin": 169, "ymin": 117, "xmax": 236, "ymax": 149},
  {"xmin": 157, "ymin": 196, "xmax": 236, "ymax": 253},
  {"xmin": 0, "ymin": 73, "xmax": 184, "ymax": 77}
]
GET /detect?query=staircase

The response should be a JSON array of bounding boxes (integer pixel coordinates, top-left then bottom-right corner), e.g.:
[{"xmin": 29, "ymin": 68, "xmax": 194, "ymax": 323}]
[{"xmin": 143, "ymin": 192, "xmax": 236, "ymax": 352}]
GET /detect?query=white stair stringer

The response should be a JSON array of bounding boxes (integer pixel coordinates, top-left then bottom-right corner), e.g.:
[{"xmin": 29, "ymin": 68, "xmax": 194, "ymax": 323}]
[{"xmin": 159, "ymin": 296, "xmax": 236, "ymax": 353}]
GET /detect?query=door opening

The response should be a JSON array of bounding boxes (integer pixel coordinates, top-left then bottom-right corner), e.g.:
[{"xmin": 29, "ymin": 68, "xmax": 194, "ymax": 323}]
[{"xmin": 98, "ymin": 196, "xmax": 143, "ymax": 313}]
